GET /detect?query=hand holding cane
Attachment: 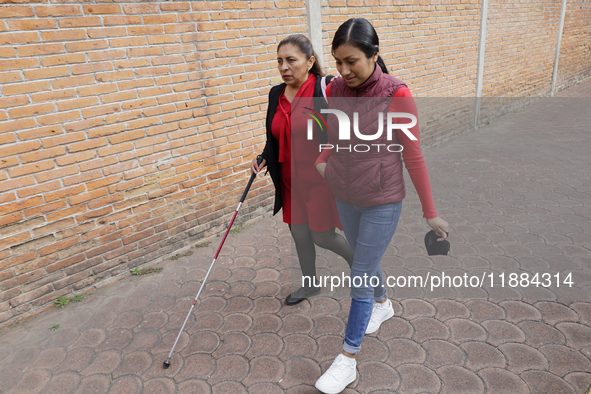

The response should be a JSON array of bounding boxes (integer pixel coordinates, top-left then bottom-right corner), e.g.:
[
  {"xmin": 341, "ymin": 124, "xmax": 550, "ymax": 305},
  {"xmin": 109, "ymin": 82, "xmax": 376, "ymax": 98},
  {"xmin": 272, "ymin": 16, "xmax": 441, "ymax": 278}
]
[{"xmin": 163, "ymin": 156, "xmax": 264, "ymax": 368}]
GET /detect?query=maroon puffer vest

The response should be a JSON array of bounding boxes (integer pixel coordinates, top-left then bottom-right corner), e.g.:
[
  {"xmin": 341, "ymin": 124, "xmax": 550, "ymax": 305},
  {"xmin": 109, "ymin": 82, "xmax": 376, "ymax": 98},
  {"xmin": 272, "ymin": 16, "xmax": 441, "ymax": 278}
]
[{"xmin": 323, "ymin": 65, "xmax": 408, "ymax": 207}]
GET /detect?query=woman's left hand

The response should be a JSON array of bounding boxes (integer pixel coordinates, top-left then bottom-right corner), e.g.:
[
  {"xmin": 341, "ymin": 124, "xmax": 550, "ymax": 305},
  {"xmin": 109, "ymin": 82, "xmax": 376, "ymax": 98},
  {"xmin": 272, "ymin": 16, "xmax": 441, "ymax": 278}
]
[{"xmin": 426, "ymin": 217, "xmax": 449, "ymax": 241}]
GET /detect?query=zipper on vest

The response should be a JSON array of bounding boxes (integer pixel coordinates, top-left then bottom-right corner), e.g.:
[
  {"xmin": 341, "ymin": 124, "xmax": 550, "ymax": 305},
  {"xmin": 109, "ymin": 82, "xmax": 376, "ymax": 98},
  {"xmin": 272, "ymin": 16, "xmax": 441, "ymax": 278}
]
[
  {"xmin": 346, "ymin": 91, "xmax": 359, "ymax": 204},
  {"xmin": 345, "ymin": 152, "xmax": 351, "ymax": 203},
  {"xmin": 347, "ymin": 90, "xmax": 361, "ymax": 203}
]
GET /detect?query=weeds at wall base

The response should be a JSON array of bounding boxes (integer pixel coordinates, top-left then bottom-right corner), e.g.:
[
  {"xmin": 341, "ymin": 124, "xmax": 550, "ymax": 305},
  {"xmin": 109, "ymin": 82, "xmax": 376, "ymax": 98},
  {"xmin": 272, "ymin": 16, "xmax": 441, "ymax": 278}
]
[
  {"xmin": 171, "ymin": 250, "xmax": 193, "ymax": 260},
  {"xmin": 130, "ymin": 266, "xmax": 164, "ymax": 276}
]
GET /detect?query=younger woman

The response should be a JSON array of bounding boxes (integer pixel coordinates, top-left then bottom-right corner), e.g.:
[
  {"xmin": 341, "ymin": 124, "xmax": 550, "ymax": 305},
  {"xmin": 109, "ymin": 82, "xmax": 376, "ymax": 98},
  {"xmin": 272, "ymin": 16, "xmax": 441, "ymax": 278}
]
[{"xmin": 313, "ymin": 19, "xmax": 449, "ymax": 393}]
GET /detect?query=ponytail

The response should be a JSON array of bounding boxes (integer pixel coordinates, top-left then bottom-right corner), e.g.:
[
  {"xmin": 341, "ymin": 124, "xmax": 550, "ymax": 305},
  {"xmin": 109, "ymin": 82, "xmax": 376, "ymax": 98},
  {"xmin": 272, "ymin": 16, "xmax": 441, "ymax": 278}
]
[
  {"xmin": 376, "ymin": 55, "xmax": 389, "ymax": 74},
  {"xmin": 309, "ymin": 49, "xmax": 324, "ymax": 76}
]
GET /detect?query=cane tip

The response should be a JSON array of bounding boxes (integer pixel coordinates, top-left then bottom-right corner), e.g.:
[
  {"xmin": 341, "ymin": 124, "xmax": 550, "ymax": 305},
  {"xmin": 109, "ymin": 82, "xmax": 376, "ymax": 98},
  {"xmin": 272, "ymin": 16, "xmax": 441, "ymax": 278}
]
[{"xmin": 163, "ymin": 361, "xmax": 170, "ymax": 369}]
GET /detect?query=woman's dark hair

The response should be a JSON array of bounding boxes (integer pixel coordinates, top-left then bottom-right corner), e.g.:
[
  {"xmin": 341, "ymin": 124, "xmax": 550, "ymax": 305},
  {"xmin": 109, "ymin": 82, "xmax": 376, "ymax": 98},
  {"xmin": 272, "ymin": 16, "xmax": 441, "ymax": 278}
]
[
  {"xmin": 277, "ymin": 34, "xmax": 325, "ymax": 76},
  {"xmin": 331, "ymin": 18, "xmax": 389, "ymax": 74}
]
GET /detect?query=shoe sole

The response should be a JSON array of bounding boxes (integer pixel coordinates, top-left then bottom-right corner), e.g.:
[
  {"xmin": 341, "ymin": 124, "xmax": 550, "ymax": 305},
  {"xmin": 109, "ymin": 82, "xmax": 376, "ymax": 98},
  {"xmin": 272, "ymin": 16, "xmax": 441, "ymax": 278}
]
[
  {"xmin": 314, "ymin": 370, "xmax": 356, "ymax": 394},
  {"xmin": 365, "ymin": 308, "xmax": 394, "ymax": 334}
]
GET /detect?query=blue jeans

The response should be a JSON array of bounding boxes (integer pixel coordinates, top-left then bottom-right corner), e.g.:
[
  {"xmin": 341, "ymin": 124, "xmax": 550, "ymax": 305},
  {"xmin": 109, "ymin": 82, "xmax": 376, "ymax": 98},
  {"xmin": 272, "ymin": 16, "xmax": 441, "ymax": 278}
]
[{"xmin": 335, "ymin": 198, "xmax": 402, "ymax": 354}]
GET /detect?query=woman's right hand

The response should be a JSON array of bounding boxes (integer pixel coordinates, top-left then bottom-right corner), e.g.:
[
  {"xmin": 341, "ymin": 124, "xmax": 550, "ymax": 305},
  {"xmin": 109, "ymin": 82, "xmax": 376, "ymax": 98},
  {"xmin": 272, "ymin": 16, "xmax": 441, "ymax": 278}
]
[
  {"xmin": 251, "ymin": 156, "xmax": 267, "ymax": 174},
  {"xmin": 426, "ymin": 217, "xmax": 450, "ymax": 241}
]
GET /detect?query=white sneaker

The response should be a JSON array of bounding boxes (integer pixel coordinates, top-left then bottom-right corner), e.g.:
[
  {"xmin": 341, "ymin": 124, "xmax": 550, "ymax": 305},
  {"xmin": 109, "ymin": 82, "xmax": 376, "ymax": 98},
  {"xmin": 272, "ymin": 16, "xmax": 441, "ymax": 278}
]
[
  {"xmin": 314, "ymin": 354, "xmax": 357, "ymax": 394},
  {"xmin": 365, "ymin": 299, "xmax": 394, "ymax": 334}
]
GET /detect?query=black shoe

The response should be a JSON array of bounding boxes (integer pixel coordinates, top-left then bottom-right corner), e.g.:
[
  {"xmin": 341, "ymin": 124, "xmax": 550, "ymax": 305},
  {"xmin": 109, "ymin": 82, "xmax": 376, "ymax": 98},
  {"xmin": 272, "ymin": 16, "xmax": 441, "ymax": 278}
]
[{"xmin": 285, "ymin": 286, "xmax": 322, "ymax": 305}]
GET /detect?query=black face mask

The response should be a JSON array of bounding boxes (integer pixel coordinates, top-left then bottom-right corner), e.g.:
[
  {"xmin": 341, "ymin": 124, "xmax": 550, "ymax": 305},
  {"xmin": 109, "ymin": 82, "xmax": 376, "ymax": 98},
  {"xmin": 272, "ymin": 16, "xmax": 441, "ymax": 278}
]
[{"xmin": 424, "ymin": 230, "xmax": 450, "ymax": 256}]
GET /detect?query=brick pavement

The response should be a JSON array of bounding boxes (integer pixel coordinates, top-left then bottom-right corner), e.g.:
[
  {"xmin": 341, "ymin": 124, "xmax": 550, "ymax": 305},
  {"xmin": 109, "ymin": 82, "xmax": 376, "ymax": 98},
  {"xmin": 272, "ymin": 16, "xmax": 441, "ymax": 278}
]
[{"xmin": 1, "ymin": 79, "xmax": 590, "ymax": 393}]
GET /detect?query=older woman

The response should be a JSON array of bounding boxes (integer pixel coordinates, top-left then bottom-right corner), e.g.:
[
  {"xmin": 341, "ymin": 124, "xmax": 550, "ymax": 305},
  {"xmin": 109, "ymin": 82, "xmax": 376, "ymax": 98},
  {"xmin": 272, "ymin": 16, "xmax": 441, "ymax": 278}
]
[{"xmin": 251, "ymin": 34, "xmax": 354, "ymax": 305}]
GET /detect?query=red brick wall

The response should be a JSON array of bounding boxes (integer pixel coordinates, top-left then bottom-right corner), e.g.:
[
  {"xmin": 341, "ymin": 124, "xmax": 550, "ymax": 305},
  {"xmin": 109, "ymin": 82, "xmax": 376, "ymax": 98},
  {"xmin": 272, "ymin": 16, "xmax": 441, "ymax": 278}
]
[
  {"xmin": 319, "ymin": 0, "xmax": 483, "ymax": 145},
  {"xmin": 321, "ymin": 0, "xmax": 483, "ymax": 98},
  {"xmin": 0, "ymin": 1, "xmax": 307, "ymax": 326},
  {"xmin": 0, "ymin": 0, "xmax": 590, "ymax": 327},
  {"xmin": 483, "ymin": 0, "xmax": 563, "ymax": 97},
  {"xmin": 556, "ymin": 0, "xmax": 591, "ymax": 90}
]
